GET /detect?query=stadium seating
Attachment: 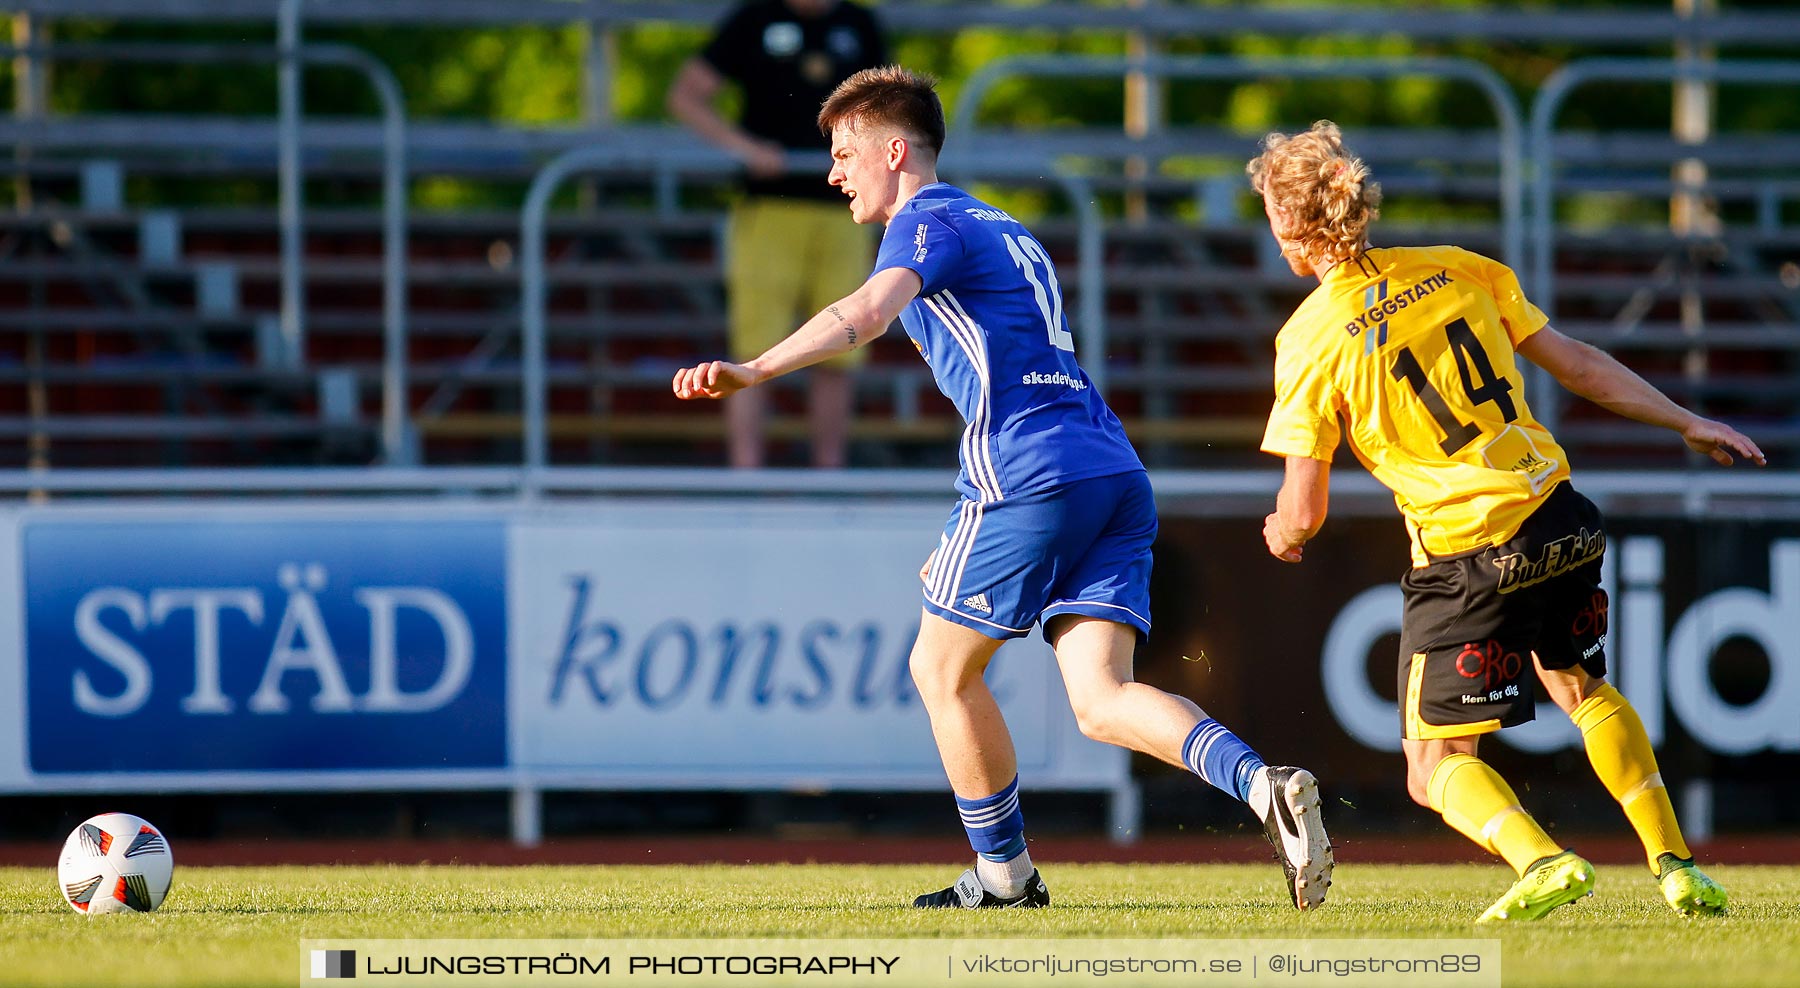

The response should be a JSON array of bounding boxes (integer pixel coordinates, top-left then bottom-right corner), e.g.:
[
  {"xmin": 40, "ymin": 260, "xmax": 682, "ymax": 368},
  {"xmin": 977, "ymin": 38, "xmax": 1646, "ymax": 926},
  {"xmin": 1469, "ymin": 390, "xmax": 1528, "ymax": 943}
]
[{"xmin": 4, "ymin": 12, "xmax": 1797, "ymax": 471}]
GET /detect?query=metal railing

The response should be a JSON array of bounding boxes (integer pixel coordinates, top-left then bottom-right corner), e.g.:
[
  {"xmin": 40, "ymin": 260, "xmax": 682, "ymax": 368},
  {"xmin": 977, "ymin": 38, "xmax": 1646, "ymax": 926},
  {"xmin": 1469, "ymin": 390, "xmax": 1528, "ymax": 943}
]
[
  {"xmin": 950, "ymin": 54, "xmax": 1527, "ymax": 274},
  {"xmin": 1529, "ymin": 58, "xmax": 1800, "ymax": 310},
  {"xmin": 519, "ymin": 144, "xmax": 754, "ymax": 474},
  {"xmin": 11, "ymin": 33, "xmax": 1800, "ymax": 473},
  {"xmin": 0, "ymin": 464, "xmax": 1794, "ymax": 518},
  {"xmin": 17, "ymin": 0, "xmax": 1800, "ymax": 47},
  {"xmin": 2, "ymin": 39, "xmax": 413, "ymax": 464},
  {"xmin": 1527, "ymin": 58, "xmax": 1800, "ymax": 432}
]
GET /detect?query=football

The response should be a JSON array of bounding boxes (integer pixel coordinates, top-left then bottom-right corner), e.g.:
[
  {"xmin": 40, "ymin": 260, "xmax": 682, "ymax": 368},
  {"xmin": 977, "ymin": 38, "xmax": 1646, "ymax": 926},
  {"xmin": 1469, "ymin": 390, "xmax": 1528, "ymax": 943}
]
[{"xmin": 57, "ymin": 813, "xmax": 174, "ymax": 914}]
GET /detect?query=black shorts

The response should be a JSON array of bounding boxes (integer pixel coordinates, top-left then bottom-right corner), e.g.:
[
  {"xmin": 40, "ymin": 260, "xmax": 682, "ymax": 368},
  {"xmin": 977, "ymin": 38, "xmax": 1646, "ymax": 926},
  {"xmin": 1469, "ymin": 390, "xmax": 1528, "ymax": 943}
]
[{"xmin": 1398, "ymin": 483, "xmax": 1609, "ymax": 740}]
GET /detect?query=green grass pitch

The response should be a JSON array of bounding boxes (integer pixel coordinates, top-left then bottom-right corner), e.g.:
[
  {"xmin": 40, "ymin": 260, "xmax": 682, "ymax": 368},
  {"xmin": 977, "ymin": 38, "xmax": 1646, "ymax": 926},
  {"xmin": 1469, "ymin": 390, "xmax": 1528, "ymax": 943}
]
[{"xmin": 4, "ymin": 863, "xmax": 1798, "ymax": 987}]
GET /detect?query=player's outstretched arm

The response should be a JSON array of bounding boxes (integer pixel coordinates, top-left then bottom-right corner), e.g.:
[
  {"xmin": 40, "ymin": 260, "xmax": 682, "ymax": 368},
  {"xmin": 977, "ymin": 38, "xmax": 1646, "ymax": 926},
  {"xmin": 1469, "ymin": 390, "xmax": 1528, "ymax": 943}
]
[
  {"xmin": 1516, "ymin": 325, "xmax": 1767, "ymax": 466},
  {"xmin": 672, "ymin": 266, "xmax": 921, "ymax": 400},
  {"xmin": 1265, "ymin": 455, "xmax": 1330, "ymax": 563}
]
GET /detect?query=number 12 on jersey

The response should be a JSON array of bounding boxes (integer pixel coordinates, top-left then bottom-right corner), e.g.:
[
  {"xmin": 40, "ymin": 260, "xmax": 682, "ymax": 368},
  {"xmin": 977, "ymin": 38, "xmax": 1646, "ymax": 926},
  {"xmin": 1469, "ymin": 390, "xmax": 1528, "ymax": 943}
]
[{"xmin": 1003, "ymin": 233, "xmax": 1076, "ymax": 352}]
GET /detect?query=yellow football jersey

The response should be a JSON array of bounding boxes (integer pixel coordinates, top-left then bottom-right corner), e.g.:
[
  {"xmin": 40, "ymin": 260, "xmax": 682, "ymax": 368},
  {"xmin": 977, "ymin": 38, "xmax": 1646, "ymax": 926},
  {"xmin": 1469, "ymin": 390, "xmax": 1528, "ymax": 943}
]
[{"xmin": 1261, "ymin": 245, "xmax": 1572, "ymax": 566}]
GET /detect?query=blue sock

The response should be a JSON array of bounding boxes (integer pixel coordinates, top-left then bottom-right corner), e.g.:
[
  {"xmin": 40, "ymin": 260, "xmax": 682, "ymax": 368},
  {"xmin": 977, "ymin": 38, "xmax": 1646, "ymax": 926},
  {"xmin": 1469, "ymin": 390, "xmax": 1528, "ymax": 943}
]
[
  {"xmin": 1182, "ymin": 718, "xmax": 1266, "ymax": 804},
  {"xmin": 956, "ymin": 776, "xmax": 1026, "ymax": 862}
]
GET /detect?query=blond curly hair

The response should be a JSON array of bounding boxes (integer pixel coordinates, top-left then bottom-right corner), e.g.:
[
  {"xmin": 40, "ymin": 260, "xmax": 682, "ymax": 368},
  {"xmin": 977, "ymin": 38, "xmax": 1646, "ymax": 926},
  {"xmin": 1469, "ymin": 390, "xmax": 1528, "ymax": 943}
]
[{"xmin": 1246, "ymin": 121, "xmax": 1381, "ymax": 270}]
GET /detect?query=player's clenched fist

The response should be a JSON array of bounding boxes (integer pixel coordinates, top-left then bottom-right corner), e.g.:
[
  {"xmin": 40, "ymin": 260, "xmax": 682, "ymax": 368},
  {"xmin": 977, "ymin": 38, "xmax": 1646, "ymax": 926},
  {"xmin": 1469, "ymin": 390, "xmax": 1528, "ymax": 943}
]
[
  {"xmin": 1263, "ymin": 512, "xmax": 1304, "ymax": 563},
  {"xmin": 672, "ymin": 360, "xmax": 760, "ymax": 400}
]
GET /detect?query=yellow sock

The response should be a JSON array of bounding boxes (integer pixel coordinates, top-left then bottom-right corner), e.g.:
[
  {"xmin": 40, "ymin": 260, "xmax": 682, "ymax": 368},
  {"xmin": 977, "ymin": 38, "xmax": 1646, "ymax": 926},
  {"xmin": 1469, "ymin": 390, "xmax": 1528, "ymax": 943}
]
[
  {"xmin": 1572, "ymin": 683, "xmax": 1692, "ymax": 874},
  {"xmin": 1427, "ymin": 752, "xmax": 1565, "ymax": 875}
]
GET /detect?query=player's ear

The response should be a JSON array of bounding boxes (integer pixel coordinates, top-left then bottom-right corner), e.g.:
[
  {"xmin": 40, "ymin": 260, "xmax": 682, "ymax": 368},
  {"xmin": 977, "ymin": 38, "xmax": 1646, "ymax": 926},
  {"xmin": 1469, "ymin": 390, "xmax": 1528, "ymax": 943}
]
[{"xmin": 887, "ymin": 135, "xmax": 907, "ymax": 171}]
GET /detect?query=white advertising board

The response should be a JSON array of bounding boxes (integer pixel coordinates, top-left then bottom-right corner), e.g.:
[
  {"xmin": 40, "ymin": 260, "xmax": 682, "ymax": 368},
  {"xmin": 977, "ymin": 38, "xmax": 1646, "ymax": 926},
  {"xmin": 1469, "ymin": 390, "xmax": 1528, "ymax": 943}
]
[{"xmin": 507, "ymin": 500, "xmax": 1127, "ymax": 789}]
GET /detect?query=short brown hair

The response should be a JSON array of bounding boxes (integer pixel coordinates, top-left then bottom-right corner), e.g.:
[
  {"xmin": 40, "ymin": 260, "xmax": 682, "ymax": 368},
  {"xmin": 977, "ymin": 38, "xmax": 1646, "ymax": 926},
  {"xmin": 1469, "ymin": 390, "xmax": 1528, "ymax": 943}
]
[
  {"xmin": 1246, "ymin": 120, "xmax": 1382, "ymax": 268},
  {"xmin": 817, "ymin": 65, "xmax": 945, "ymax": 157}
]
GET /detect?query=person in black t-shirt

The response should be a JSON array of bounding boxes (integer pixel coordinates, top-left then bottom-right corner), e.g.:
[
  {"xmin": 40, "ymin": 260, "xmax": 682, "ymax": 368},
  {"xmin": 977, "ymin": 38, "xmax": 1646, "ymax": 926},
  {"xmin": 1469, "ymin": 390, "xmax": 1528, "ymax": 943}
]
[{"xmin": 668, "ymin": 0, "xmax": 887, "ymax": 469}]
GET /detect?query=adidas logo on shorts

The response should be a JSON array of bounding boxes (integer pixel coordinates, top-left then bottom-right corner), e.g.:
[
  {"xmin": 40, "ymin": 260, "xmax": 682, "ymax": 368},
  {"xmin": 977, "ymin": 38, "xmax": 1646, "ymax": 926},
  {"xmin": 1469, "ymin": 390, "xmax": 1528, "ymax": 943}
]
[{"xmin": 961, "ymin": 593, "xmax": 993, "ymax": 614}]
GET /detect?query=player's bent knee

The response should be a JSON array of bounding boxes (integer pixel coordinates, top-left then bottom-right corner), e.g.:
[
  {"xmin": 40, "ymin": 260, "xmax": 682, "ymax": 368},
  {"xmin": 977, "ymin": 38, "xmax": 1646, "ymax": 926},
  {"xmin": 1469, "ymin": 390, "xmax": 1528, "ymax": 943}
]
[
  {"xmin": 1540, "ymin": 668, "xmax": 1602, "ymax": 715},
  {"xmin": 906, "ymin": 652, "xmax": 955, "ymax": 705},
  {"xmin": 1070, "ymin": 706, "xmax": 1115, "ymax": 745},
  {"xmin": 1402, "ymin": 747, "xmax": 1446, "ymax": 808},
  {"xmin": 1066, "ymin": 689, "xmax": 1125, "ymax": 745},
  {"xmin": 1403, "ymin": 740, "xmax": 1475, "ymax": 809},
  {"xmin": 907, "ymin": 648, "xmax": 986, "ymax": 706}
]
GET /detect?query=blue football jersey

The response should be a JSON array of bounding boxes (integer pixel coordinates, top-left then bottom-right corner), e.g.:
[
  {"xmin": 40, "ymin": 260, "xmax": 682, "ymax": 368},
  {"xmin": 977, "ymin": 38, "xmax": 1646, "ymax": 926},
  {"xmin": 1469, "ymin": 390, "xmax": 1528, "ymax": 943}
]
[{"xmin": 874, "ymin": 183, "xmax": 1143, "ymax": 501}]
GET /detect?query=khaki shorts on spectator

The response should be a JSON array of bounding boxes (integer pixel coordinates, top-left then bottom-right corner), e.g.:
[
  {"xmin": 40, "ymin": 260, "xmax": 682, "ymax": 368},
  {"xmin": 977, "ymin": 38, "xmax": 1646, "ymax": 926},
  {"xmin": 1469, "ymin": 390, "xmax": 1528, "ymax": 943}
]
[{"xmin": 727, "ymin": 198, "xmax": 875, "ymax": 370}]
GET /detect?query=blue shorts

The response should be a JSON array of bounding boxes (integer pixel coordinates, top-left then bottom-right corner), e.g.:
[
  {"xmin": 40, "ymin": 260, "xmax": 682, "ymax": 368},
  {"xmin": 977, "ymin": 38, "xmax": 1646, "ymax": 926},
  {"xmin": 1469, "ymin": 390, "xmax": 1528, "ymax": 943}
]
[{"xmin": 921, "ymin": 470, "xmax": 1156, "ymax": 641}]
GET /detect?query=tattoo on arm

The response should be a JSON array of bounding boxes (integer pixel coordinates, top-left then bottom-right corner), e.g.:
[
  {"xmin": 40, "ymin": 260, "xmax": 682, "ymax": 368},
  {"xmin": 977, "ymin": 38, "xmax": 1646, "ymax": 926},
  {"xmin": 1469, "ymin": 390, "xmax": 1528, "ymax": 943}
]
[{"xmin": 828, "ymin": 305, "xmax": 859, "ymax": 348}]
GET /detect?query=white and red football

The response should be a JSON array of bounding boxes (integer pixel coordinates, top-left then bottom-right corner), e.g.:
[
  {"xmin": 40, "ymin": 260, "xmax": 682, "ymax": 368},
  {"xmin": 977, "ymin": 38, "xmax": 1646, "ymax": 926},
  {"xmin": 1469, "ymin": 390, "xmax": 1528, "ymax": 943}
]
[{"xmin": 57, "ymin": 812, "xmax": 174, "ymax": 914}]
